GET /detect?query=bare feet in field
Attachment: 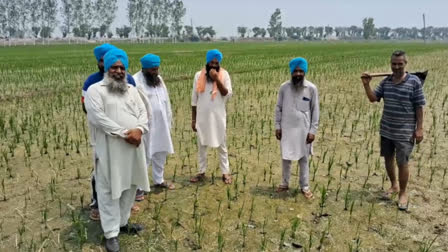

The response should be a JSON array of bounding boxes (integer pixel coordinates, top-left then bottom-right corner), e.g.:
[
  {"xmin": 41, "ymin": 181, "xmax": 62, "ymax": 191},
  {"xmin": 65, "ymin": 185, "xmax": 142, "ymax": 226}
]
[
  {"xmin": 398, "ymin": 191, "xmax": 409, "ymax": 211},
  {"xmin": 382, "ymin": 186, "xmax": 399, "ymax": 200}
]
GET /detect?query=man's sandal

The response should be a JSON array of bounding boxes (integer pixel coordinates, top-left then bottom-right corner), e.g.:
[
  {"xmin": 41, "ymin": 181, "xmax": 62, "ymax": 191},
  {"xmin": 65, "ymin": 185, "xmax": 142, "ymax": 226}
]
[
  {"xmin": 276, "ymin": 185, "xmax": 289, "ymax": 193},
  {"xmin": 131, "ymin": 204, "xmax": 140, "ymax": 214},
  {"xmin": 89, "ymin": 208, "xmax": 100, "ymax": 221},
  {"xmin": 190, "ymin": 173, "xmax": 206, "ymax": 183},
  {"xmin": 154, "ymin": 182, "xmax": 175, "ymax": 190},
  {"xmin": 222, "ymin": 174, "xmax": 232, "ymax": 184},
  {"xmin": 301, "ymin": 189, "xmax": 314, "ymax": 199},
  {"xmin": 381, "ymin": 188, "xmax": 398, "ymax": 200}
]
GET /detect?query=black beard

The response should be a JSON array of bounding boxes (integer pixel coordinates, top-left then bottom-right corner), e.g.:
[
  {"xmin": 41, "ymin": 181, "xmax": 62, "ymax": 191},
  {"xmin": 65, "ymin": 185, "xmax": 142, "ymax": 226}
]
[
  {"xmin": 143, "ymin": 72, "xmax": 161, "ymax": 87},
  {"xmin": 98, "ymin": 65, "xmax": 105, "ymax": 73},
  {"xmin": 291, "ymin": 76, "xmax": 304, "ymax": 86},
  {"xmin": 206, "ymin": 64, "xmax": 220, "ymax": 82}
]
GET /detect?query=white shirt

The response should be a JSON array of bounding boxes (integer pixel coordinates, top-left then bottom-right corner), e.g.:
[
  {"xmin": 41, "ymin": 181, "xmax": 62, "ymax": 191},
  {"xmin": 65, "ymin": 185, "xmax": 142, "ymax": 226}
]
[
  {"xmin": 85, "ymin": 81, "xmax": 150, "ymax": 199},
  {"xmin": 133, "ymin": 71, "xmax": 174, "ymax": 161},
  {"xmin": 191, "ymin": 69, "xmax": 232, "ymax": 147}
]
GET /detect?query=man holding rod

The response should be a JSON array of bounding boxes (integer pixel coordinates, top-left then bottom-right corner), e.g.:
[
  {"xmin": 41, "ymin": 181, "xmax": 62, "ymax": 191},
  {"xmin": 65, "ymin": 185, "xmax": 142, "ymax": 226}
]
[{"xmin": 361, "ymin": 50, "xmax": 425, "ymax": 210}]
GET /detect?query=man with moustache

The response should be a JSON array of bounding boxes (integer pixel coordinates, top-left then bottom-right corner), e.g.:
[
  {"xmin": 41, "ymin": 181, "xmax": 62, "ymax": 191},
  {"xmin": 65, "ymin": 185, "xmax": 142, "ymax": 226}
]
[
  {"xmin": 190, "ymin": 49, "xmax": 233, "ymax": 184},
  {"xmin": 361, "ymin": 50, "xmax": 425, "ymax": 210},
  {"xmin": 82, "ymin": 43, "xmax": 137, "ymax": 221},
  {"xmin": 133, "ymin": 53, "xmax": 175, "ymax": 196},
  {"xmin": 274, "ymin": 57, "xmax": 319, "ymax": 199},
  {"xmin": 85, "ymin": 48, "xmax": 150, "ymax": 252}
]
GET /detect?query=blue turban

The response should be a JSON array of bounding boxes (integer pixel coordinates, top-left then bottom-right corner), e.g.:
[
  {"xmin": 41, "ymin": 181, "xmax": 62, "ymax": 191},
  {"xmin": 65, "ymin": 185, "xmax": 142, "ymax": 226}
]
[
  {"xmin": 206, "ymin": 49, "xmax": 223, "ymax": 64},
  {"xmin": 140, "ymin": 54, "xmax": 161, "ymax": 69},
  {"xmin": 103, "ymin": 48, "xmax": 129, "ymax": 72},
  {"xmin": 93, "ymin": 43, "xmax": 117, "ymax": 62},
  {"xmin": 289, "ymin": 57, "xmax": 308, "ymax": 74}
]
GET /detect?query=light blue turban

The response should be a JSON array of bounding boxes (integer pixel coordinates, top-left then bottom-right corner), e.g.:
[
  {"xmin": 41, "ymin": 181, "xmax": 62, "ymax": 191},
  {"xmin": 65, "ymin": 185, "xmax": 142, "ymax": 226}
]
[
  {"xmin": 104, "ymin": 48, "xmax": 129, "ymax": 72},
  {"xmin": 140, "ymin": 54, "xmax": 161, "ymax": 69},
  {"xmin": 206, "ymin": 49, "xmax": 223, "ymax": 63},
  {"xmin": 289, "ymin": 57, "xmax": 308, "ymax": 74},
  {"xmin": 93, "ymin": 43, "xmax": 117, "ymax": 62}
]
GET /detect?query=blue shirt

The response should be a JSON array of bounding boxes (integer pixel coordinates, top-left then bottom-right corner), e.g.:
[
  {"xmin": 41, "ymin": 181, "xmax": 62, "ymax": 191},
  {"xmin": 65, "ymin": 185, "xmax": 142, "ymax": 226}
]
[
  {"xmin": 374, "ymin": 74, "xmax": 426, "ymax": 141},
  {"xmin": 81, "ymin": 72, "xmax": 136, "ymax": 99}
]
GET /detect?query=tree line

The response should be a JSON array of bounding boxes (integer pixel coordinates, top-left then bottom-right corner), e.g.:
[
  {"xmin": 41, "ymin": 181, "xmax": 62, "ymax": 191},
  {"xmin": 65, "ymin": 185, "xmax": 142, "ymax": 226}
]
[
  {"xmin": 1, "ymin": 3, "xmax": 447, "ymax": 41},
  {"xmin": 0, "ymin": 0, "xmax": 188, "ymax": 40},
  {"xmin": 238, "ymin": 9, "xmax": 448, "ymax": 41}
]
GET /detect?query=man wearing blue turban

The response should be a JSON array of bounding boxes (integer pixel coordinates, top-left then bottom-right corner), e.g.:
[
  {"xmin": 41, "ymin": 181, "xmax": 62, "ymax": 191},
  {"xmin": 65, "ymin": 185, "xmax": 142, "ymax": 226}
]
[
  {"xmin": 85, "ymin": 48, "xmax": 150, "ymax": 252},
  {"xmin": 133, "ymin": 53, "xmax": 175, "ymax": 195},
  {"xmin": 190, "ymin": 49, "xmax": 233, "ymax": 184},
  {"xmin": 81, "ymin": 44, "xmax": 138, "ymax": 222},
  {"xmin": 274, "ymin": 57, "xmax": 320, "ymax": 199}
]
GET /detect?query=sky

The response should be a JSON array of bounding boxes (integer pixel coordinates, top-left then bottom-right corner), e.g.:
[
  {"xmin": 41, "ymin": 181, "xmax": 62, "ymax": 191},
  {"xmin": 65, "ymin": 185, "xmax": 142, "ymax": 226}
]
[{"xmin": 113, "ymin": 0, "xmax": 448, "ymax": 37}]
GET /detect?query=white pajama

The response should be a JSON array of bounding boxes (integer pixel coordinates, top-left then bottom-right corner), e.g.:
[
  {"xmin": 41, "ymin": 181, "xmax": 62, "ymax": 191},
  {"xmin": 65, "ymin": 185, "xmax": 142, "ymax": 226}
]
[
  {"xmin": 191, "ymin": 69, "xmax": 232, "ymax": 175},
  {"xmin": 198, "ymin": 139, "xmax": 230, "ymax": 175},
  {"xmin": 150, "ymin": 151, "xmax": 168, "ymax": 184},
  {"xmin": 96, "ymin": 182, "xmax": 137, "ymax": 239}
]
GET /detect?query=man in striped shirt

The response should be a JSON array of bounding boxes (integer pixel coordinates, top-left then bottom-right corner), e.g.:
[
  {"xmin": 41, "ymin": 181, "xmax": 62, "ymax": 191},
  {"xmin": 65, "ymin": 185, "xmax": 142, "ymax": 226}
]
[{"xmin": 361, "ymin": 50, "xmax": 425, "ymax": 210}]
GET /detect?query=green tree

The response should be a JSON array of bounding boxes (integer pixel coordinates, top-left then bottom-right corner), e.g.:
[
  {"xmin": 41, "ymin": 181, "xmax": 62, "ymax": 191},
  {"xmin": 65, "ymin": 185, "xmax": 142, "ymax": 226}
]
[
  {"xmin": 60, "ymin": 0, "xmax": 74, "ymax": 38},
  {"xmin": 324, "ymin": 26, "xmax": 333, "ymax": 38},
  {"xmin": 237, "ymin": 26, "xmax": 247, "ymax": 38},
  {"xmin": 170, "ymin": 0, "xmax": 186, "ymax": 38},
  {"xmin": 40, "ymin": 0, "xmax": 58, "ymax": 38},
  {"xmin": 267, "ymin": 8, "xmax": 282, "ymax": 39},
  {"xmin": 94, "ymin": 0, "xmax": 117, "ymax": 38},
  {"xmin": 362, "ymin": 17, "xmax": 375, "ymax": 39},
  {"xmin": 128, "ymin": 0, "xmax": 147, "ymax": 37}
]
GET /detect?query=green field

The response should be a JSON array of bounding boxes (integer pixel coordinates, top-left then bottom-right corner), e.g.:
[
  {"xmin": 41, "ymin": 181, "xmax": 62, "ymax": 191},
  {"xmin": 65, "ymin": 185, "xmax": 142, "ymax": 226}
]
[{"xmin": 0, "ymin": 42, "xmax": 447, "ymax": 251}]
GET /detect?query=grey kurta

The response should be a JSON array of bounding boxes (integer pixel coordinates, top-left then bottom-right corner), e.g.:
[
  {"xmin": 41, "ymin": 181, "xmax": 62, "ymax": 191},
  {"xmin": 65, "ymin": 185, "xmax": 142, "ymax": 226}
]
[
  {"xmin": 85, "ymin": 81, "xmax": 150, "ymax": 200},
  {"xmin": 275, "ymin": 80, "xmax": 319, "ymax": 161}
]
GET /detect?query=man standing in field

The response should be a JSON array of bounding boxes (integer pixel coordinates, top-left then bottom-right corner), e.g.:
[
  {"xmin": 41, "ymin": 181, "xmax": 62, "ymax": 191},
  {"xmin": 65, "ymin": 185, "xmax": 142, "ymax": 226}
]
[
  {"xmin": 361, "ymin": 50, "xmax": 425, "ymax": 210},
  {"xmin": 85, "ymin": 48, "xmax": 150, "ymax": 252},
  {"xmin": 82, "ymin": 43, "xmax": 138, "ymax": 221},
  {"xmin": 133, "ymin": 53, "xmax": 175, "ymax": 194},
  {"xmin": 274, "ymin": 57, "xmax": 319, "ymax": 199},
  {"xmin": 190, "ymin": 49, "xmax": 233, "ymax": 184}
]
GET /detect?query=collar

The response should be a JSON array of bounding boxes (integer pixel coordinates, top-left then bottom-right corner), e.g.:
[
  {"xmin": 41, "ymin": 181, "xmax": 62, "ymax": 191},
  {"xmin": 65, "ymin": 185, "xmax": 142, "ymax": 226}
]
[{"xmin": 386, "ymin": 72, "xmax": 410, "ymax": 84}]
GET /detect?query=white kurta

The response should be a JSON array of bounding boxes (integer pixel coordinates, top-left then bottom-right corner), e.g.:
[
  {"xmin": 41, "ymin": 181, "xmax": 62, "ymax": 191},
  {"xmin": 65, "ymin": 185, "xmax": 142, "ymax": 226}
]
[
  {"xmin": 133, "ymin": 71, "xmax": 174, "ymax": 161},
  {"xmin": 191, "ymin": 70, "xmax": 232, "ymax": 148},
  {"xmin": 275, "ymin": 80, "xmax": 319, "ymax": 161},
  {"xmin": 85, "ymin": 81, "xmax": 150, "ymax": 200}
]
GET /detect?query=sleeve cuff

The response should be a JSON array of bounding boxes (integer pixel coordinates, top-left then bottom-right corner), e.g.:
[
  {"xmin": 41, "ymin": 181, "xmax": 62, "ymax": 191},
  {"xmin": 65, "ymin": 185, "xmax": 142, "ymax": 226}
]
[{"xmin": 136, "ymin": 127, "xmax": 145, "ymax": 134}]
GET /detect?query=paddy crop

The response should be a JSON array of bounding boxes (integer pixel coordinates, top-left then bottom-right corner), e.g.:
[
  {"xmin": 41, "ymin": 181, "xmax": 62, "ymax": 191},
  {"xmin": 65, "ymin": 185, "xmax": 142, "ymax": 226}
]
[{"xmin": 0, "ymin": 42, "xmax": 447, "ymax": 251}]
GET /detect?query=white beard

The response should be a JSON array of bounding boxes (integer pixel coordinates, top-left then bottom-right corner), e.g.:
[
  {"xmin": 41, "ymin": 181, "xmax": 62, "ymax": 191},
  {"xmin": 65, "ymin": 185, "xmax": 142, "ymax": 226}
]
[{"xmin": 104, "ymin": 73, "xmax": 128, "ymax": 94}]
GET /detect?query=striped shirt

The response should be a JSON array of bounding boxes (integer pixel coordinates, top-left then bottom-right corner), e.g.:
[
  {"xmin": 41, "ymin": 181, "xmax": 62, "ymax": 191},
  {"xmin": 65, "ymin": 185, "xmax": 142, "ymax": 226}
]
[{"xmin": 374, "ymin": 74, "xmax": 425, "ymax": 141}]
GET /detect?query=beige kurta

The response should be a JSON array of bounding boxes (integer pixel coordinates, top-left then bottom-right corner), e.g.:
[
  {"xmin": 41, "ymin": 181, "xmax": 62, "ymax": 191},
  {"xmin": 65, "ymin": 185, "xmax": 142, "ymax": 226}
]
[
  {"xmin": 275, "ymin": 80, "xmax": 319, "ymax": 161},
  {"xmin": 191, "ymin": 69, "xmax": 232, "ymax": 147},
  {"xmin": 133, "ymin": 71, "xmax": 174, "ymax": 160},
  {"xmin": 85, "ymin": 80, "xmax": 150, "ymax": 200}
]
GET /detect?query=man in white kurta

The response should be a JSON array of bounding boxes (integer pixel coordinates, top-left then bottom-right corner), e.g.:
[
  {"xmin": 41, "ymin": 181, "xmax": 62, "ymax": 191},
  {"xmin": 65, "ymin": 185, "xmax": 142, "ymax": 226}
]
[
  {"xmin": 190, "ymin": 49, "xmax": 233, "ymax": 184},
  {"xmin": 133, "ymin": 53, "xmax": 175, "ymax": 191},
  {"xmin": 85, "ymin": 48, "xmax": 150, "ymax": 252},
  {"xmin": 275, "ymin": 57, "xmax": 319, "ymax": 199}
]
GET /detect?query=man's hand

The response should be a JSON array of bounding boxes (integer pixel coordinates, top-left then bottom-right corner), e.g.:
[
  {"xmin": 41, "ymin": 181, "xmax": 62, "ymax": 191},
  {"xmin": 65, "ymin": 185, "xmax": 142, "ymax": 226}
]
[
  {"xmin": 275, "ymin": 129, "xmax": 282, "ymax": 140},
  {"xmin": 125, "ymin": 128, "xmax": 142, "ymax": 147},
  {"xmin": 191, "ymin": 120, "xmax": 197, "ymax": 132},
  {"xmin": 414, "ymin": 128, "xmax": 424, "ymax": 144},
  {"xmin": 306, "ymin": 133, "xmax": 315, "ymax": 144},
  {"xmin": 209, "ymin": 69, "xmax": 219, "ymax": 81},
  {"xmin": 361, "ymin": 72, "xmax": 372, "ymax": 86}
]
